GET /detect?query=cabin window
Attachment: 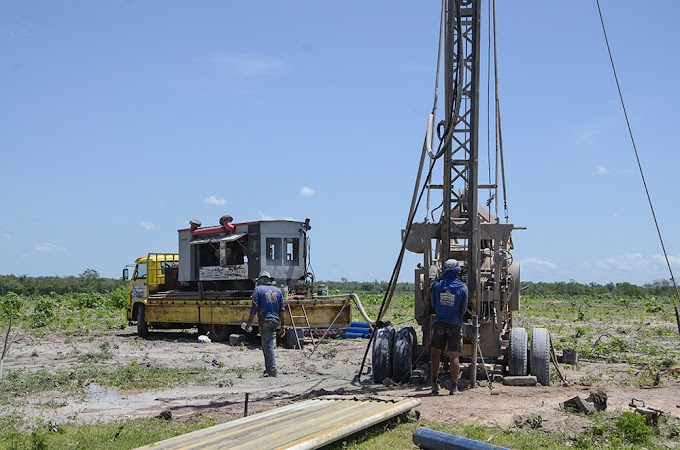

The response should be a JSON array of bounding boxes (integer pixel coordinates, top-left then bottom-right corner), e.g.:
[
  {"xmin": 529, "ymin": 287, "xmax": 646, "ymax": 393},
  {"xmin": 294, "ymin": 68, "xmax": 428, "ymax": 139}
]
[
  {"xmin": 285, "ymin": 238, "xmax": 299, "ymax": 265},
  {"xmin": 134, "ymin": 263, "xmax": 147, "ymax": 280},
  {"xmin": 199, "ymin": 243, "xmax": 220, "ymax": 267},
  {"xmin": 266, "ymin": 238, "xmax": 282, "ymax": 265}
]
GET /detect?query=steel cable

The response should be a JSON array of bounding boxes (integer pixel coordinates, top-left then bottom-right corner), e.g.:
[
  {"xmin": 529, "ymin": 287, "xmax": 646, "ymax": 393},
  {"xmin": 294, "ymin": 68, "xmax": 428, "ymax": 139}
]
[{"xmin": 595, "ymin": 0, "xmax": 680, "ymax": 305}]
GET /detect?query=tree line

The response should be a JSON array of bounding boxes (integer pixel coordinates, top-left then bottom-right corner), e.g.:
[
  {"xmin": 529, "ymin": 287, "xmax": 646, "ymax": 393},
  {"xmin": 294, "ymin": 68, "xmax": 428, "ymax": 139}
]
[
  {"xmin": 0, "ymin": 270, "xmax": 125, "ymax": 296},
  {"xmin": 521, "ymin": 279, "xmax": 676, "ymax": 297},
  {"xmin": 0, "ymin": 272, "xmax": 676, "ymax": 298},
  {"xmin": 320, "ymin": 278, "xmax": 678, "ymax": 297}
]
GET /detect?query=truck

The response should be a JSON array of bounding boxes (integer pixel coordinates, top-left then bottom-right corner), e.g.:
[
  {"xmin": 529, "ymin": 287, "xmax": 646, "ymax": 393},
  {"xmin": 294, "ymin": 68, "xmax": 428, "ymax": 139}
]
[{"xmin": 123, "ymin": 216, "xmax": 355, "ymax": 346}]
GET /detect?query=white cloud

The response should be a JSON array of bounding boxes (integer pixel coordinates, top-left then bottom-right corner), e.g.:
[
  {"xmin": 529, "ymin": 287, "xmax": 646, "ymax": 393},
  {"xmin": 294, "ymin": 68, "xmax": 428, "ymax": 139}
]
[
  {"xmin": 257, "ymin": 212, "xmax": 295, "ymax": 221},
  {"xmin": 596, "ymin": 166, "xmax": 609, "ymax": 175},
  {"xmin": 33, "ymin": 242, "xmax": 61, "ymax": 252},
  {"xmin": 140, "ymin": 221, "xmax": 160, "ymax": 231},
  {"xmin": 0, "ymin": 233, "xmax": 11, "ymax": 239},
  {"xmin": 205, "ymin": 195, "xmax": 228, "ymax": 206},
  {"xmin": 522, "ymin": 257, "xmax": 558, "ymax": 272},
  {"xmin": 298, "ymin": 186, "xmax": 315, "ymax": 198},
  {"xmin": 580, "ymin": 252, "xmax": 680, "ymax": 274},
  {"xmin": 210, "ymin": 54, "xmax": 286, "ymax": 76}
]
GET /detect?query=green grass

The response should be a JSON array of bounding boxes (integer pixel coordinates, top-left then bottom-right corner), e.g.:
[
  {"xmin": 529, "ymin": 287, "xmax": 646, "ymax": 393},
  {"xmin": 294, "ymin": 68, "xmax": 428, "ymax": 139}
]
[
  {"xmin": 516, "ymin": 294, "xmax": 680, "ymax": 369},
  {"xmin": 2, "ymin": 290, "xmax": 680, "ymax": 449},
  {"xmin": 1, "ymin": 410, "xmax": 678, "ymax": 450},
  {"xmin": 318, "ymin": 411, "xmax": 680, "ymax": 450},
  {"xmin": 0, "ymin": 415, "xmax": 216, "ymax": 450}
]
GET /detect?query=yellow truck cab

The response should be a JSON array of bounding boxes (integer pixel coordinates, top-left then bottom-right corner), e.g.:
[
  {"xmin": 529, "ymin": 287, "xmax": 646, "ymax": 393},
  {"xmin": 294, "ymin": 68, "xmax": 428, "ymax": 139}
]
[{"xmin": 123, "ymin": 253, "xmax": 179, "ymax": 322}]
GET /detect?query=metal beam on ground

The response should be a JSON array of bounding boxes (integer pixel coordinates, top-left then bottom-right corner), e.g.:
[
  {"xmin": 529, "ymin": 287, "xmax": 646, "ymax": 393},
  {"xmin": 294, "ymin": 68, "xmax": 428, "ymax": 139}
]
[{"xmin": 133, "ymin": 397, "xmax": 421, "ymax": 450}]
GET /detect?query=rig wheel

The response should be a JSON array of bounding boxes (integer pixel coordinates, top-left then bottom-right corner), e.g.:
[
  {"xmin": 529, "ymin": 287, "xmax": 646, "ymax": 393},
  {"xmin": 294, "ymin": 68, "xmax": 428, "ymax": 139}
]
[
  {"xmin": 530, "ymin": 327, "xmax": 551, "ymax": 386},
  {"xmin": 508, "ymin": 327, "xmax": 528, "ymax": 376},
  {"xmin": 372, "ymin": 325, "xmax": 395, "ymax": 384},
  {"xmin": 137, "ymin": 304, "xmax": 149, "ymax": 338},
  {"xmin": 392, "ymin": 326, "xmax": 417, "ymax": 384}
]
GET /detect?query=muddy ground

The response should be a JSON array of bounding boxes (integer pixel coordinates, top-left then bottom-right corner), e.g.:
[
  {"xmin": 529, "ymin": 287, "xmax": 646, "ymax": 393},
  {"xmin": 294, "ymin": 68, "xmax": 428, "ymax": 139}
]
[{"xmin": 3, "ymin": 326, "xmax": 680, "ymax": 439}]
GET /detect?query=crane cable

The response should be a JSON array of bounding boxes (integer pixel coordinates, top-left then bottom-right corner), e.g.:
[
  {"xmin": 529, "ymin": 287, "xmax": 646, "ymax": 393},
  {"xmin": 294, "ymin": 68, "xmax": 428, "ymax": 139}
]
[
  {"xmin": 355, "ymin": 0, "xmax": 451, "ymax": 381},
  {"xmin": 428, "ymin": 0, "xmax": 465, "ymax": 161},
  {"xmin": 596, "ymin": 0, "xmax": 680, "ymax": 306},
  {"xmin": 485, "ymin": 0, "xmax": 510, "ymax": 223},
  {"xmin": 492, "ymin": 0, "xmax": 510, "ymax": 223}
]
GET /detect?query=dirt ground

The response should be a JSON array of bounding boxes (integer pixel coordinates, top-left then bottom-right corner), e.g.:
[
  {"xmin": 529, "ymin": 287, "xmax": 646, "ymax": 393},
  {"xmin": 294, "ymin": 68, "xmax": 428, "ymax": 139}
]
[{"xmin": 4, "ymin": 326, "xmax": 680, "ymax": 439}]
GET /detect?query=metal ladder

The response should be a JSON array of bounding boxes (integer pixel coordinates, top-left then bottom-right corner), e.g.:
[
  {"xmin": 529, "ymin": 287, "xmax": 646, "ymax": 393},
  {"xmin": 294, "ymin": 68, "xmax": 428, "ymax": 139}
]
[{"xmin": 287, "ymin": 304, "xmax": 316, "ymax": 349}]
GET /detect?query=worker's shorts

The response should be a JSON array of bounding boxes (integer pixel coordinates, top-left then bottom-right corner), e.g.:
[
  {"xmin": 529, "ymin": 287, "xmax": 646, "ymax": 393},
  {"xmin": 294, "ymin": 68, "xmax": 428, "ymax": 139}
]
[{"xmin": 430, "ymin": 322, "xmax": 462, "ymax": 352}]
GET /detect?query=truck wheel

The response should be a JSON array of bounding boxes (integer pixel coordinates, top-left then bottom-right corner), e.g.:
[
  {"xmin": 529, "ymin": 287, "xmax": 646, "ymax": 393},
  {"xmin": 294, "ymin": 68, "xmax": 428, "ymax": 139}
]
[
  {"xmin": 281, "ymin": 328, "xmax": 302, "ymax": 349},
  {"xmin": 508, "ymin": 327, "xmax": 527, "ymax": 376},
  {"xmin": 372, "ymin": 325, "xmax": 395, "ymax": 384},
  {"xmin": 530, "ymin": 327, "xmax": 551, "ymax": 386},
  {"xmin": 210, "ymin": 324, "xmax": 230, "ymax": 342},
  {"xmin": 137, "ymin": 304, "xmax": 149, "ymax": 338},
  {"xmin": 393, "ymin": 326, "xmax": 417, "ymax": 384}
]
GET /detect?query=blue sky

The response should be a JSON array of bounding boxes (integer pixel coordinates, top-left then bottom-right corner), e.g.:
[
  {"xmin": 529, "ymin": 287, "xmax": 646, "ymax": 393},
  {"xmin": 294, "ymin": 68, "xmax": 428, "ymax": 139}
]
[{"xmin": 1, "ymin": 1, "xmax": 678, "ymax": 285}]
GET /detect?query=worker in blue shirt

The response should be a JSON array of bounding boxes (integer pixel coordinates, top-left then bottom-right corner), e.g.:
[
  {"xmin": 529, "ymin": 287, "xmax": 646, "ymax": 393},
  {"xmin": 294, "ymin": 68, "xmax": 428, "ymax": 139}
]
[
  {"xmin": 245, "ymin": 271, "xmax": 286, "ymax": 377},
  {"xmin": 430, "ymin": 259, "xmax": 468, "ymax": 395}
]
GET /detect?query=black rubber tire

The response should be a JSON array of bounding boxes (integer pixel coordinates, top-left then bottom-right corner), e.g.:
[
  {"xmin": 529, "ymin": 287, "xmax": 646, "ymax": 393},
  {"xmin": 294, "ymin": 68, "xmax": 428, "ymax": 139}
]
[
  {"xmin": 197, "ymin": 324, "xmax": 210, "ymax": 336},
  {"xmin": 530, "ymin": 327, "xmax": 551, "ymax": 386},
  {"xmin": 508, "ymin": 327, "xmax": 528, "ymax": 376},
  {"xmin": 137, "ymin": 304, "xmax": 149, "ymax": 338},
  {"xmin": 372, "ymin": 326, "xmax": 395, "ymax": 384},
  {"xmin": 210, "ymin": 324, "xmax": 231, "ymax": 342},
  {"xmin": 281, "ymin": 328, "xmax": 302, "ymax": 349},
  {"xmin": 393, "ymin": 326, "xmax": 417, "ymax": 384}
]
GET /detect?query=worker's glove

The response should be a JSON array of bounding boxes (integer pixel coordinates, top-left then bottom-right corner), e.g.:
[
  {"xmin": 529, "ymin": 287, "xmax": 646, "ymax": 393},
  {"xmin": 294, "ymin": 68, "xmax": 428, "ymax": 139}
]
[
  {"xmin": 241, "ymin": 322, "xmax": 253, "ymax": 333},
  {"xmin": 277, "ymin": 328, "xmax": 286, "ymax": 338}
]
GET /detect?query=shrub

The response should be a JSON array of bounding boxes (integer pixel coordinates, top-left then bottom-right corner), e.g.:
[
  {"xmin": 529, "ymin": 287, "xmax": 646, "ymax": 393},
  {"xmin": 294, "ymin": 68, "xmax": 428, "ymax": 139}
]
[
  {"xmin": 0, "ymin": 292, "xmax": 22, "ymax": 319},
  {"xmin": 614, "ymin": 412, "xmax": 652, "ymax": 445},
  {"xmin": 31, "ymin": 296, "xmax": 58, "ymax": 328}
]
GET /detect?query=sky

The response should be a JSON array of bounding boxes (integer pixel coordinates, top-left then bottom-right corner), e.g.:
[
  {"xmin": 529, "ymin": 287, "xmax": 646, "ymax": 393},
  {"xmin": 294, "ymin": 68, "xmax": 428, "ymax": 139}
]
[{"xmin": 1, "ymin": 1, "xmax": 679, "ymax": 286}]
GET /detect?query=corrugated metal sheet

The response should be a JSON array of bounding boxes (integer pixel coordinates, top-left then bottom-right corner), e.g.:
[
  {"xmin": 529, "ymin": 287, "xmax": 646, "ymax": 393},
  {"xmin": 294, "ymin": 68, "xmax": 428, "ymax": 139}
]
[{"xmin": 134, "ymin": 397, "xmax": 421, "ymax": 450}]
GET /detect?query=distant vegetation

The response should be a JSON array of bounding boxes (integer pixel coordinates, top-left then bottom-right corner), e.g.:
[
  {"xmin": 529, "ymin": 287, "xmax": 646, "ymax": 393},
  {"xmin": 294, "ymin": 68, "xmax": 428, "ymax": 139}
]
[
  {"xmin": 0, "ymin": 270, "xmax": 125, "ymax": 296},
  {"xmin": 0, "ymin": 272, "xmax": 677, "ymax": 298},
  {"xmin": 320, "ymin": 278, "xmax": 679, "ymax": 297}
]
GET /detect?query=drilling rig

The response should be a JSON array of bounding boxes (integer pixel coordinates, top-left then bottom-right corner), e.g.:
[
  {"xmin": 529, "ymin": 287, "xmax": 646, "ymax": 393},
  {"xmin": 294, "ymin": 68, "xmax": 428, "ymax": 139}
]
[{"xmin": 371, "ymin": 0, "xmax": 551, "ymax": 388}]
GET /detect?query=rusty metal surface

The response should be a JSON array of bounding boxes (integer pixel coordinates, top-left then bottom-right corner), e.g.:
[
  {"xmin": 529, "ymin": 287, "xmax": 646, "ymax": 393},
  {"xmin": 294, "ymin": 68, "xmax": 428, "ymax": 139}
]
[
  {"xmin": 146, "ymin": 296, "xmax": 351, "ymax": 328},
  {"xmin": 134, "ymin": 397, "xmax": 421, "ymax": 450}
]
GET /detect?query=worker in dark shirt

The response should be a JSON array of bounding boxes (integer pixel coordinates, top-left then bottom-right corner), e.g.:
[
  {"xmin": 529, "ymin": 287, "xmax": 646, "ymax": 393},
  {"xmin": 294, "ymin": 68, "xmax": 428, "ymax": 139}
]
[
  {"xmin": 430, "ymin": 259, "xmax": 468, "ymax": 395},
  {"xmin": 245, "ymin": 271, "xmax": 286, "ymax": 377}
]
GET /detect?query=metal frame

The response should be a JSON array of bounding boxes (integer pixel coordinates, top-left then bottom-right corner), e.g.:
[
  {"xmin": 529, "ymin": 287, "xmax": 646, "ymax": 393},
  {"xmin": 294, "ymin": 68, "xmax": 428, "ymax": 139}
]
[{"xmin": 443, "ymin": 0, "xmax": 481, "ymax": 315}]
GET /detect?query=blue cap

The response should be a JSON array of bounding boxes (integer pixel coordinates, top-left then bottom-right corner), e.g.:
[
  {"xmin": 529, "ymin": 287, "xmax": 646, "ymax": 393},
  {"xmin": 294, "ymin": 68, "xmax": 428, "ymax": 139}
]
[{"xmin": 443, "ymin": 259, "xmax": 460, "ymax": 274}]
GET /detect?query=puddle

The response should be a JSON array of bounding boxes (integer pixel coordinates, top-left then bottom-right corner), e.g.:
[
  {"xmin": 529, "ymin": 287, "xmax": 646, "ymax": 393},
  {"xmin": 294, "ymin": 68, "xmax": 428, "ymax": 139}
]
[{"xmin": 85, "ymin": 383, "xmax": 122, "ymax": 404}]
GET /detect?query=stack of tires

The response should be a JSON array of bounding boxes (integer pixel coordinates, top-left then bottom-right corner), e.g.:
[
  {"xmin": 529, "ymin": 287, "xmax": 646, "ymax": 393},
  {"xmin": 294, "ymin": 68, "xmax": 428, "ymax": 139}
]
[
  {"xmin": 371, "ymin": 325, "xmax": 418, "ymax": 385},
  {"xmin": 508, "ymin": 327, "xmax": 551, "ymax": 386}
]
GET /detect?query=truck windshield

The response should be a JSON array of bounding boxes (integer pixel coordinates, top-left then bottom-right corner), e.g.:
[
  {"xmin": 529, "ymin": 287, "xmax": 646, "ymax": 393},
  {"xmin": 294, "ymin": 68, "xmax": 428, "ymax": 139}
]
[{"xmin": 134, "ymin": 263, "xmax": 147, "ymax": 280}]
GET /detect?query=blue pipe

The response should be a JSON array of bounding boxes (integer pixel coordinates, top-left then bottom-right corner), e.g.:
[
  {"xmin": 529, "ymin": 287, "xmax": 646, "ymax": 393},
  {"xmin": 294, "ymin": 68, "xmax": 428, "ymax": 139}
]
[
  {"xmin": 350, "ymin": 321, "xmax": 371, "ymax": 328},
  {"xmin": 337, "ymin": 332, "xmax": 370, "ymax": 339},
  {"xmin": 412, "ymin": 428, "xmax": 509, "ymax": 450},
  {"xmin": 344, "ymin": 327, "xmax": 374, "ymax": 334}
]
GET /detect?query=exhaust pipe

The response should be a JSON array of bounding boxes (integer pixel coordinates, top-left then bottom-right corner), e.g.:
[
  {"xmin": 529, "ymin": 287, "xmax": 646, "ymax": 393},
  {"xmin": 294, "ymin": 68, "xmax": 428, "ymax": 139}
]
[{"xmin": 190, "ymin": 215, "xmax": 236, "ymax": 236}]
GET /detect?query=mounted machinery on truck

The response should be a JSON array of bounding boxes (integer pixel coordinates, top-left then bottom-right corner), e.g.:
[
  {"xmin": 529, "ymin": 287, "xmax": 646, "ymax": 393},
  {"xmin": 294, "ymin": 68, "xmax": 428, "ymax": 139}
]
[
  {"xmin": 370, "ymin": 0, "xmax": 551, "ymax": 387},
  {"xmin": 124, "ymin": 216, "xmax": 368, "ymax": 346}
]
